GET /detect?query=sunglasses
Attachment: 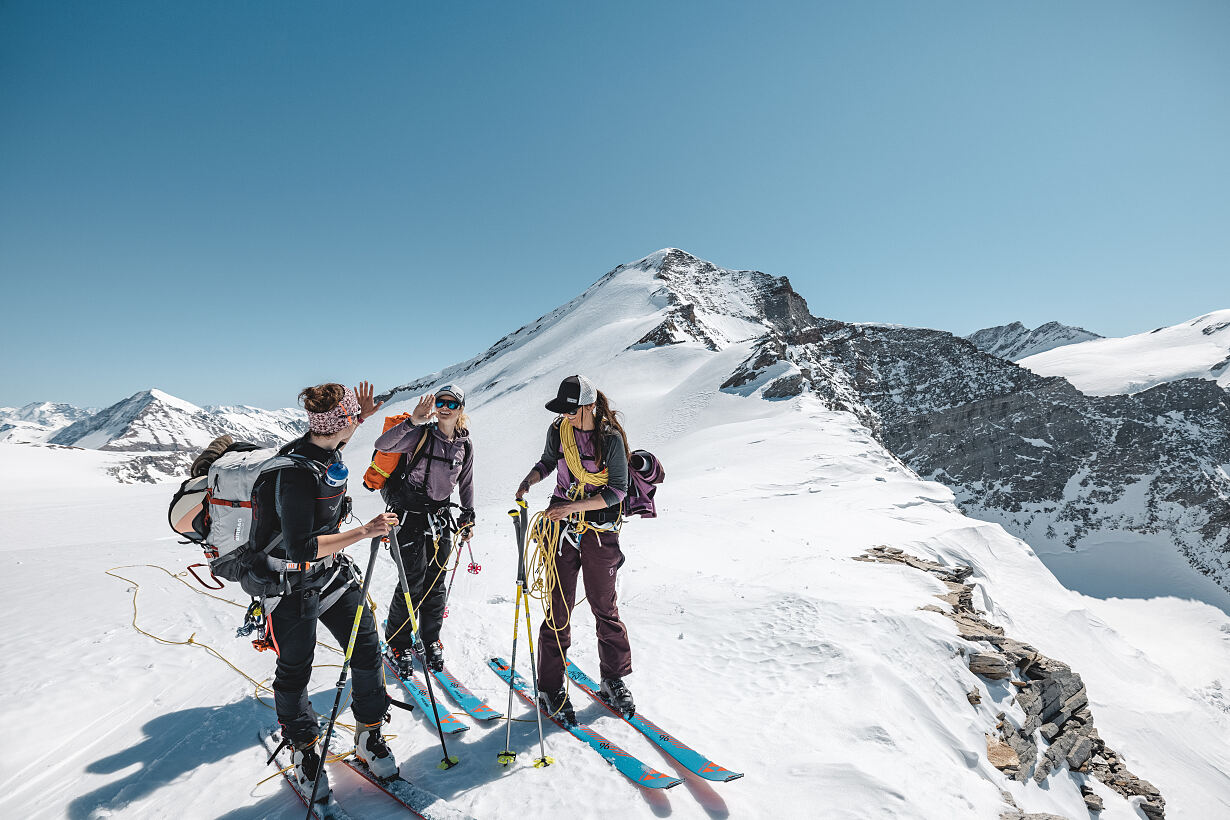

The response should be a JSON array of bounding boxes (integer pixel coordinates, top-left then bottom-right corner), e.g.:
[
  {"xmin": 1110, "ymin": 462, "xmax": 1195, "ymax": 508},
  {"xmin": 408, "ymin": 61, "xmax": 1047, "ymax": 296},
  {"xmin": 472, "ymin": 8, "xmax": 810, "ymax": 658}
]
[{"xmin": 435, "ymin": 398, "xmax": 461, "ymax": 410}]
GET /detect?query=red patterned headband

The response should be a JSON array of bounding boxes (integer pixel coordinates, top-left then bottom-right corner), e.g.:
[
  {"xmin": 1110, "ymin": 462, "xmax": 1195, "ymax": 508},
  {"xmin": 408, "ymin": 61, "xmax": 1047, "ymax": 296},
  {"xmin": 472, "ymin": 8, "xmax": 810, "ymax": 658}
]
[{"xmin": 307, "ymin": 388, "xmax": 361, "ymax": 434}]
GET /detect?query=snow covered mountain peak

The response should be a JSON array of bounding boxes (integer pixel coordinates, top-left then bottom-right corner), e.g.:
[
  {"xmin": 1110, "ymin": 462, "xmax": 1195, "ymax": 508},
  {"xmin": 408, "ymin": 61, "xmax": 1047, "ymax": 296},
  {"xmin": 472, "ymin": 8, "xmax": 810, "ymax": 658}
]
[
  {"xmin": 381, "ymin": 248, "xmax": 823, "ymax": 406},
  {"xmin": 965, "ymin": 321, "xmax": 1103, "ymax": 361}
]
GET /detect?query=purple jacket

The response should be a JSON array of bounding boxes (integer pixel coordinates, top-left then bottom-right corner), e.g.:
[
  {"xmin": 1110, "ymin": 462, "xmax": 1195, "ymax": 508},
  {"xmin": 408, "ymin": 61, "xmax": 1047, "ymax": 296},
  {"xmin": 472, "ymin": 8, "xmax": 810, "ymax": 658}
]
[
  {"xmin": 533, "ymin": 422, "xmax": 628, "ymax": 508},
  {"xmin": 374, "ymin": 420, "xmax": 474, "ymax": 508}
]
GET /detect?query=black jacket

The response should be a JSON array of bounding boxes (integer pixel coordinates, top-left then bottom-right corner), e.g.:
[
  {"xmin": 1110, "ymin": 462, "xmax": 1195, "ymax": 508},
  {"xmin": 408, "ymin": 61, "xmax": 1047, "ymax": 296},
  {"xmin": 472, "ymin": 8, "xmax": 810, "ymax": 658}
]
[{"xmin": 254, "ymin": 437, "xmax": 350, "ymax": 569}]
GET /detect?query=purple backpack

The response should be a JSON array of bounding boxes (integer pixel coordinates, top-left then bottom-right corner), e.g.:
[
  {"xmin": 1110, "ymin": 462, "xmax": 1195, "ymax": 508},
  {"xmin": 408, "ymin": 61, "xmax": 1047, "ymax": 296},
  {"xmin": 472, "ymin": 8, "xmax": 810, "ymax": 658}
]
[{"xmin": 624, "ymin": 450, "xmax": 665, "ymax": 518}]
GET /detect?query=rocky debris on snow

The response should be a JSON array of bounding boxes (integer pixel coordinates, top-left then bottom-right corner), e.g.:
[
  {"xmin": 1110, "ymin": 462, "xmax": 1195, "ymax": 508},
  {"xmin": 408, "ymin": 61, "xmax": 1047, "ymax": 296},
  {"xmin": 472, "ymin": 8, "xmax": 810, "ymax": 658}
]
[
  {"xmin": 859, "ymin": 546, "xmax": 1167, "ymax": 818},
  {"xmin": 998, "ymin": 791, "xmax": 1076, "ymax": 820},
  {"xmin": 1080, "ymin": 784, "xmax": 1105, "ymax": 813},
  {"xmin": 969, "ymin": 651, "xmax": 1012, "ymax": 679},
  {"xmin": 967, "ymin": 689, "xmax": 982, "ymax": 706},
  {"xmin": 107, "ymin": 453, "xmax": 195, "ymax": 484},
  {"xmin": 986, "ymin": 734, "xmax": 1020, "ymax": 769}
]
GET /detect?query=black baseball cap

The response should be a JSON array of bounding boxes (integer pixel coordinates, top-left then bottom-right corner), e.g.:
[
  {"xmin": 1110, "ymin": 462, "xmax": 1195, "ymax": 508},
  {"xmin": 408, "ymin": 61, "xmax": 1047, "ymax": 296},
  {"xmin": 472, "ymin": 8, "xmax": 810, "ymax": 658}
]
[{"xmin": 545, "ymin": 374, "xmax": 597, "ymax": 414}]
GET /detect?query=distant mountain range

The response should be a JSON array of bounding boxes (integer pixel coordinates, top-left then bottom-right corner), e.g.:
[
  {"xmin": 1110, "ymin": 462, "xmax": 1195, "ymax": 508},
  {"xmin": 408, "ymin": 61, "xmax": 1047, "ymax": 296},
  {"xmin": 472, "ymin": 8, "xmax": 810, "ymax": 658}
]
[
  {"xmin": 1, "ymin": 390, "xmax": 305, "ymax": 482},
  {"xmin": 1017, "ymin": 310, "xmax": 1230, "ymax": 395},
  {"xmin": 7, "ymin": 251, "xmax": 1228, "ymax": 594},
  {"xmin": 965, "ymin": 321, "xmax": 1103, "ymax": 361},
  {"xmin": 0, "ymin": 402, "xmax": 97, "ymax": 444}
]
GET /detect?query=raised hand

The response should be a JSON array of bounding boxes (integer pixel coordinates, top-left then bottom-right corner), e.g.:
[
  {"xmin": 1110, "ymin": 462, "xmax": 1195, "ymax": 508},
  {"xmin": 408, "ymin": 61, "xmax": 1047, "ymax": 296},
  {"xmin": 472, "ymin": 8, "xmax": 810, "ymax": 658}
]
[
  {"xmin": 411, "ymin": 392, "xmax": 436, "ymax": 426},
  {"xmin": 354, "ymin": 381, "xmax": 384, "ymax": 421}
]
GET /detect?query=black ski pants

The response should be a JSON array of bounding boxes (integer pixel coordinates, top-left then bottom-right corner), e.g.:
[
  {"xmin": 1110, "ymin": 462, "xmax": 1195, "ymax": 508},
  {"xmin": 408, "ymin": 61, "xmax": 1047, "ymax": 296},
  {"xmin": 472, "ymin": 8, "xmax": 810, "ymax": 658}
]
[
  {"xmin": 385, "ymin": 511, "xmax": 454, "ymax": 651},
  {"xmin": 270, "ymin": 572, "xmax": 386, "ymax": 744}
]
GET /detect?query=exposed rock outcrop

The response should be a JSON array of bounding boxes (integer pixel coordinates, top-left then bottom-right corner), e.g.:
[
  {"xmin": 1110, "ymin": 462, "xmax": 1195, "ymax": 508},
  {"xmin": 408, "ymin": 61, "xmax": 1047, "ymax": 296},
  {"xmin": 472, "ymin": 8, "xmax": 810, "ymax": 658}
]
[{"xmin": 858, "ymin": 546, "xmax": 1167, "ymax": 819}]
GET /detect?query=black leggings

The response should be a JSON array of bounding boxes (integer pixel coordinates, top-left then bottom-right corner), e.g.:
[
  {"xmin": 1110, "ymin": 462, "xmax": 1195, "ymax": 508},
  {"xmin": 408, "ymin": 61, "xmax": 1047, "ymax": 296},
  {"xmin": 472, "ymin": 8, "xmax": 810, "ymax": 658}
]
[{"xmin": 386, "ymin": 511, "xmax": 454, "ymax": 650}]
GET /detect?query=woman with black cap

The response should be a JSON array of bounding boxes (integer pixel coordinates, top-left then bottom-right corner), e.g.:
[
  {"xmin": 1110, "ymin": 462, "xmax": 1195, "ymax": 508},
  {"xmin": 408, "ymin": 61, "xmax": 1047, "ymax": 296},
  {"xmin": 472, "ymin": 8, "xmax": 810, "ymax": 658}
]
[
  {"xmin": 515, "ymin": 374, "xmax": 636, "ymax": 723},
  {"xmin": 373, "ymin": 384, "xmax": 475, "ymax": 675}
]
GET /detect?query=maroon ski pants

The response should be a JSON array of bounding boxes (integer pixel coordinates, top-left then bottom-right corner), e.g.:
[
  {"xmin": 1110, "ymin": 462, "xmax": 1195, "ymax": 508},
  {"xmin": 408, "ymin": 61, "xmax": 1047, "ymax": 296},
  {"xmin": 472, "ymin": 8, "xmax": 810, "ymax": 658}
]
[{"xmin": 536, "ymin": 528, "xmax": 633, "ymax": 693}]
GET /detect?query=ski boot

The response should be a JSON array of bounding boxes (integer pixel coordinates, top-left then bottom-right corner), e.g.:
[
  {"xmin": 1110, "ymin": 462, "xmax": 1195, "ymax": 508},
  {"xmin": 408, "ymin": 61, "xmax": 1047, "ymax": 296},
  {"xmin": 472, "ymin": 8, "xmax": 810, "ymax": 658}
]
[
  {"xmin": 390, "ymin": 646, "xmax": 414, "ymax": 679},
  {"xmin": 355, "ymin": 720, "xmax": 398, "ymax": 779},
  {"xmin": 600, "ymin": 677, "xmax": 636, "ymax": 717},
  {"xmin": 290, "ymin": 735, "xmax": 330, "ymax": 800},
  {"xmin": 538, "ymin": 687, "xmax": 576, "ymax": 726},
  {"xmin": 423, "ymin": 640, "xmax": 445, "ymax": 672}
]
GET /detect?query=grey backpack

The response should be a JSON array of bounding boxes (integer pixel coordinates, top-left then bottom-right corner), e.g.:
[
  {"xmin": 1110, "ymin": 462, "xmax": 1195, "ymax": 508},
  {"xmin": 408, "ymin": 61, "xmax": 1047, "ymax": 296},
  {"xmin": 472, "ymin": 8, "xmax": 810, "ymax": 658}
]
[{"xmin": 169, "ymin": 439, "xmax": 323, "ymax": 586}]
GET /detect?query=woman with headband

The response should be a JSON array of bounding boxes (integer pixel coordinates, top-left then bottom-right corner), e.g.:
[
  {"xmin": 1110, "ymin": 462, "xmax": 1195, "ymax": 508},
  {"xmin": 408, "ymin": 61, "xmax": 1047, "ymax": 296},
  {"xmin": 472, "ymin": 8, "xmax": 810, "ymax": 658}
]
[{"xmin": 259, "ymin": 381, "xmax": 400, "ymax": 799}]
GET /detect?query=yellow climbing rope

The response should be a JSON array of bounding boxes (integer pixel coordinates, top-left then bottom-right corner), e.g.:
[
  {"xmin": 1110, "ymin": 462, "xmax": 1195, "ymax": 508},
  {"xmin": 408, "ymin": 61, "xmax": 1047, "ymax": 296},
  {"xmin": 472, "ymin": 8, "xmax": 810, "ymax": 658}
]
[
  {"xmin": 560, "ymin": 418, "xmax": 608, "ymax": 487},
  {"xmin": 104, "ymin": 563, "xmax": 397, "ymax": 788}
]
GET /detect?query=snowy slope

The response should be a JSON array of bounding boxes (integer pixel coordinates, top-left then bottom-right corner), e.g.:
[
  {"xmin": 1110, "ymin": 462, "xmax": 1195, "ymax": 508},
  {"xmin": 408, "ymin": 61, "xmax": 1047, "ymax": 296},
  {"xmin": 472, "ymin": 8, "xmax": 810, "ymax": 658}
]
[
  {"xmin": 1, "ymin": 251, "xmax": 1227, "ymax": 819},
  {"xmin": 966, "ymin": 321, "xmax": 1103, "ymax": 361},
  {"xmin": 1019, "ymin": 310, "xmax": 1230, "ymax": 395}
]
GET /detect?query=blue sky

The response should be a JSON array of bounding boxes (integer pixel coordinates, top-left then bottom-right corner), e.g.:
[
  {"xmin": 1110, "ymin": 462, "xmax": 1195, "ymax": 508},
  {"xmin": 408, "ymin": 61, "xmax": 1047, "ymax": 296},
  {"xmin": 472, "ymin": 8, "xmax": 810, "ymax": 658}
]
[{"xmin": 2, "ymin": 1, "xmax": 1227, "ymax": 409}]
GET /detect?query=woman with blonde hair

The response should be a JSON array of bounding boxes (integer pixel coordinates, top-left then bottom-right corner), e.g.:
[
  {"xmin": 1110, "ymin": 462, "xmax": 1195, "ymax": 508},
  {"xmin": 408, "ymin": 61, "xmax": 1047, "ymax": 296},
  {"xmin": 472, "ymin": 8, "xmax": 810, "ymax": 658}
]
[{"xmin": 374, "ymin": 383, "xmax": 475, "ymax": 675}]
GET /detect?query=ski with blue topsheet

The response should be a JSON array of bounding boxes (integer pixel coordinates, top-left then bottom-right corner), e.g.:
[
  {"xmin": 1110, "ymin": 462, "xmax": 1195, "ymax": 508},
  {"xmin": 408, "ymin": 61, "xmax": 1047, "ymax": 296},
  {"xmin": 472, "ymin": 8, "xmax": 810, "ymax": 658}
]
[
  {"xmin": 565, "ymin": 659, "xmax": 744, "ymax": 782},
  {"xmin": 428, "ymin": 663, "xmax": 503, "ymax": 721},
  {"xmin": 382, "ymin": 646, "xmax": 469, "ymax": 735},
  {"xmin": 487, "ymin": 656, "xmax": 682, "ymax": 790}
]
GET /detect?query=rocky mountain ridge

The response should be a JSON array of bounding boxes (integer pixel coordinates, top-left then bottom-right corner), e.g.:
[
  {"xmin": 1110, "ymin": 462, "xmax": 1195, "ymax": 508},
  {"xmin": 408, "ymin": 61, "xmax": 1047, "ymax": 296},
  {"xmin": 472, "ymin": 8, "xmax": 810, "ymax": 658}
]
[
  {"xmin": 678, "ymin": 261, "xmax": 1229, "ymax": 591},
  {"xmin": 398, "ymin": 248, "xmax": 1229, "ymax": 594}
]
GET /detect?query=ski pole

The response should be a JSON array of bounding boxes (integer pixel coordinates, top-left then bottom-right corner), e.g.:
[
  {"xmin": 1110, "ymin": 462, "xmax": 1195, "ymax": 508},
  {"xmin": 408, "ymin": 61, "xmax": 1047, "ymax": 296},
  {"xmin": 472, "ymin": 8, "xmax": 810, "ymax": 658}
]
[
  {"xmin": 498, "ymin": 499, "xmax": 552, "ymax": 767},
  {"xmin": 306, "ymin": 534, "xmax": 383, "ymax": 816},
  {"xmin": 387, "ymin": 519, "xmax": 459, "ymax": 770}
]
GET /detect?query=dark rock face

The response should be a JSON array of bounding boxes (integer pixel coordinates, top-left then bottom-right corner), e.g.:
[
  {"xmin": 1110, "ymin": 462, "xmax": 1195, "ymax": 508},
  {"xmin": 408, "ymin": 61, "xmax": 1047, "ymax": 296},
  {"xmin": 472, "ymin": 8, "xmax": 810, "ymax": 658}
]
[
  {"xmin": 717, "ymin": 288, "xmax": 1230, "ymax": 591},
  {"xmin": 633, "ymin": 303, "xmax": 719, "ymax": 350}
]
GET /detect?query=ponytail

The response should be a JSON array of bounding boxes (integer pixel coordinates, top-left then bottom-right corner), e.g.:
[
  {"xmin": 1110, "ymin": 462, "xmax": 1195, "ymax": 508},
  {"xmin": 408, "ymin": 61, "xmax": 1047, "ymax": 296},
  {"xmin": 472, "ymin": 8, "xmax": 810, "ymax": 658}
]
[{"xmin": 593, "ymin": 390, "xmax": 631, "ymax": 467}]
